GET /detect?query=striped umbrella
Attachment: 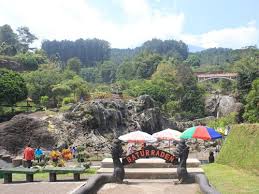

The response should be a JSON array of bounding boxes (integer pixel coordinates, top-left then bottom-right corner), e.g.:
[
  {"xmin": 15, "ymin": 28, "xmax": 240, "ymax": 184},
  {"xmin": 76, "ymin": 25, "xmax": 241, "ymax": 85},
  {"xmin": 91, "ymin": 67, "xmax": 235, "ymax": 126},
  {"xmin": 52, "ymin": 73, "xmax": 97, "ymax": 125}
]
[
  {"xmin": 180, "ymin": 126, "xmax": 222, "ymax": 140},
  {"xmin": 152, "ymin": 128, "xmax": 182, "ymax": 141},
  {"xmin": 118, "ymin": 130, "xmax": 157, "ymax": 143}
]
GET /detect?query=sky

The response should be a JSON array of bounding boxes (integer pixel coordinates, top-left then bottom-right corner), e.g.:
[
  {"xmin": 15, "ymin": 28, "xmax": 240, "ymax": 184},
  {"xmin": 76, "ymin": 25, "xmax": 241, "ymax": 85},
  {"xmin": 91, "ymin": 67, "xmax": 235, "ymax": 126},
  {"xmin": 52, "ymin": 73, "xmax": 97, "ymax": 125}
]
[{"xmin": 0, "ymin": 0, "xmax": 258, "ymax": 49}]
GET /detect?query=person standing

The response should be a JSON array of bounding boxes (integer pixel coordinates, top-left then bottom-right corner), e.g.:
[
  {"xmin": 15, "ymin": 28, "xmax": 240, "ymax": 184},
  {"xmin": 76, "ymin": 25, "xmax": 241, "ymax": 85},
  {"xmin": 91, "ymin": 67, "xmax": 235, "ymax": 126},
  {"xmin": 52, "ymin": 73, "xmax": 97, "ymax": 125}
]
[
  {"xmin": 23, "ymin": 144, "xmax": 35, "ymax": 168},
  {"xmin": 35, "ymin": 146, "xmax": 43, "ymax": 163},
  {"xmin": 209, "ymin": 151, "xmax": 215, "ymax": 163}
]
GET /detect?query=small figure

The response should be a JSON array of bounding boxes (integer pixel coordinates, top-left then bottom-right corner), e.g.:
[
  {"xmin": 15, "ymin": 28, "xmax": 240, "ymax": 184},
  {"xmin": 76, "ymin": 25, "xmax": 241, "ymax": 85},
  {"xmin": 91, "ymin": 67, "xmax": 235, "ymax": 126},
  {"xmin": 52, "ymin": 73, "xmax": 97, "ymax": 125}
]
[
  {"xmin": 72, "ymin": 146, "xmax": 78, "ymax": 159},
  {"xmin": 62, "ymin": 145, "xmax": 72, "ymax": 160},
  {"xmin": 50, "ymin": 146, "xmax": 61, "ymax": 166},
  {"xmin": 23, "ymin": 144, "xmax": 35, "ymax": 168},
  {"xmin": 209, "ymin": 151, "xmax": 215, "ymax": 163},
  {"xmin": 35, "ymin": 146, "xmax": 43, "ymax": 163}
]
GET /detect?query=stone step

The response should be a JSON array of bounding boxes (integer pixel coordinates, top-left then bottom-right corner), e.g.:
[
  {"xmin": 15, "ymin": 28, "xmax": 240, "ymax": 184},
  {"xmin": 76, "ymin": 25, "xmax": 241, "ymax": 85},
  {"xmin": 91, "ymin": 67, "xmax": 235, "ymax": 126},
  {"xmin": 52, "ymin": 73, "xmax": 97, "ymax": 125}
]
[
  {"xmin": 101, "ymin": 158, "xmax": 200, "ymax": 168},
  {"xmin": 97, "ymin": 167, "xmax": 204, "ymax": 179}
]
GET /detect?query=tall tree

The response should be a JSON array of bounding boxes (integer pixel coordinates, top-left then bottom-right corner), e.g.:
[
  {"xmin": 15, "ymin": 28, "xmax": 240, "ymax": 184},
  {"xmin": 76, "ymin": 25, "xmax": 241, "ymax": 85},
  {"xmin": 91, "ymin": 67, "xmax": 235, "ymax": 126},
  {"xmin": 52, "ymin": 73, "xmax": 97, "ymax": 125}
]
[
  {"xmin": 0, "ymin": 24, "xmax": 17, "ymax": 46},
  {"xmin": 42, "ymin": 38, "xmax": 111, "ymax": 66},
  {"xmin": 16, "ymin": 26, "xmax": 38, "ymax": 52},
  {"xmin": 0, "ymin": 24, "xmax": 18, "ymax": 55}
]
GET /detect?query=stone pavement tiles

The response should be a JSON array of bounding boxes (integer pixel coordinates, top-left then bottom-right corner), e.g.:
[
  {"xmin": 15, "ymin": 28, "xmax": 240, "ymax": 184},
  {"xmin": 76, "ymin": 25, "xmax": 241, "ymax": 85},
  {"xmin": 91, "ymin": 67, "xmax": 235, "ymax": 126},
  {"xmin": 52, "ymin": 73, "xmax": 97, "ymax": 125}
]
[{"xmin": 98, "ymin": 179, "xmax": 199, "ymax": 194}]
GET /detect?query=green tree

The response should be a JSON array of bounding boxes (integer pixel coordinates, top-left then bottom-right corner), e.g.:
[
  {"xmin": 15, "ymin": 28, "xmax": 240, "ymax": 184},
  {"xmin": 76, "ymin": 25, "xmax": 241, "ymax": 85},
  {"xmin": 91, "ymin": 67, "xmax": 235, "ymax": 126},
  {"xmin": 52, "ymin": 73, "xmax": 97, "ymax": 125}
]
[
  {"xmin": 234, "ymin": 51, "xmax": 259, "ymax": 102},
  {"xmin": 97, "ymin": 61, "xmax": 116, "ymax": 83},
  {"xmin": 0, "ymin": 69, "xmax": 27, "ymax": 106},
  {"xmin": 16, "ymin": 26, "xmax": 37, "ymax": 52},
  {"xmin": 243, "ymin": 79, "xmax": 259, "ymax": 123},
  {"xmin": 66, "ymin": 57, "xmax": 81, "ymax": 74},
  {"xmin": 64, "ymin": 76, "xmax": 89, "ymax": 100},
  {"xmin": 116, "ymin": 60, "xmax": 136, "ymax": 80},
  {"xmin": 0, "ymin": 24, "xmax": 18, "ymax": 55},
  {"xmin": 51, "ymin": 84, "xmax": 71, "ymax": 106},
  {"xmin": 23, "ymin": 68, "xmax": 62, "ymax": 103},
  {"xmin": 175, "ymin": 63, "xmax": 205, "ymax": 120},
  {"xmin": 185, "ymin": 54, "xmax": 200, "ymax": 67},
  {"xmin": 116, "ymin": 52, "xmax": 162, "ymax": 81},
  {"xmin": 0, "ymin": 25, "xmax": 18, "ymax": 46},
  {"xmin": 80, "ymin": 67, "xmax": 98, "ymax": 82}
]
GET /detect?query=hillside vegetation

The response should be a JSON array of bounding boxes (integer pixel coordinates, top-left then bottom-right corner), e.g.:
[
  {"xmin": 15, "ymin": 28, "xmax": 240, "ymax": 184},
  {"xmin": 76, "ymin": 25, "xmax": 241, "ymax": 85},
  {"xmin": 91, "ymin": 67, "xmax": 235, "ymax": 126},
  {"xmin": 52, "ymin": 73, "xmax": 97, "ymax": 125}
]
[
  {"xmin": 216, "ymin": 124, "xmax": 259, "ymax": 173},
  {"xmin": 202, "ymin": 124, "xmax": 259, "ymax": 193}
]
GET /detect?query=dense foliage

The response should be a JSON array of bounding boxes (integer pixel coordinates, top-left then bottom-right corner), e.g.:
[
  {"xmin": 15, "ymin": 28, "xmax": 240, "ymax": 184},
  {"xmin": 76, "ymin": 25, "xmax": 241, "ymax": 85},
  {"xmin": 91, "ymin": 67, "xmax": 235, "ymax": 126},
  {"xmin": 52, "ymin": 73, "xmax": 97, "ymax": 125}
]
[
  {"xmin": 243, "ymin": 79, "xmax": 259, "ymax": 123},
  {"xmin": 0, "ymin": 23, "xmax": 258, "ymax": 123},
  {"xmin": 0, "ymin": 69, "xmax": 27, "ymax": 105},
  {"xmin": 141, "ymin": 39, "xmax": 188, "ymax": 60},
  {"xmin": 41, "ymin": 39, "xmax": 110, "ymax": 66}
]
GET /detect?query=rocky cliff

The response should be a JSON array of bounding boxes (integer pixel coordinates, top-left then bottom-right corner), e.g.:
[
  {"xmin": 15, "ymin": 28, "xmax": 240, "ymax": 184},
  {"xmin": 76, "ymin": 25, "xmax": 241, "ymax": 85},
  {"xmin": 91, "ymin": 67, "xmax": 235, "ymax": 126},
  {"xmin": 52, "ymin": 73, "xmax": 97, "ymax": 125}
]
[{"xmin": 0, "ymin": 95, "xmax": 185, "ymax": 155}]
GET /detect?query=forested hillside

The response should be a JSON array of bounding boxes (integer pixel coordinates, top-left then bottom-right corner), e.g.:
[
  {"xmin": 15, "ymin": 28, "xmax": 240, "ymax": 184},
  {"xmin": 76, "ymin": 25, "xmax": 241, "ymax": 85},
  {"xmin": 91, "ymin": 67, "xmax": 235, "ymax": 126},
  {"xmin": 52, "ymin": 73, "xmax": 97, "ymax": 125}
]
[{"xmin": 0, "ymin": 24, "xmax": 258, "ymax": 123}]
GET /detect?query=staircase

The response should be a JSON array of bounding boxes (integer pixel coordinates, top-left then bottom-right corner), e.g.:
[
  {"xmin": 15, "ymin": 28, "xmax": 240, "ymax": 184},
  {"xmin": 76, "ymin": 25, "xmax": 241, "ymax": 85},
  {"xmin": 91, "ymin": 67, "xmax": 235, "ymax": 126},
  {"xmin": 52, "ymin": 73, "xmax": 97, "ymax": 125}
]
[{"xmin": 97, "ymin": 158, "xmax": 204, "ymax": 179}]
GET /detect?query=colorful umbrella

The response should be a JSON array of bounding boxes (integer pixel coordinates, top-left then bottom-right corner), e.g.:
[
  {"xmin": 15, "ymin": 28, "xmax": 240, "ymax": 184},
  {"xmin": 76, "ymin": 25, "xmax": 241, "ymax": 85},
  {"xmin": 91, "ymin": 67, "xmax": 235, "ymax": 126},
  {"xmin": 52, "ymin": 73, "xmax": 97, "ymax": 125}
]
[
  {"xmin": 180, "ymin": 126, "xmax": 222, "ymax": 140},
  {"xmin": 118, "ymin": 130, "xmax": 157, "ymax": 143},
  {"xmin": 152, "ymin": 128, "xmax": 182, "ymax": 141}
]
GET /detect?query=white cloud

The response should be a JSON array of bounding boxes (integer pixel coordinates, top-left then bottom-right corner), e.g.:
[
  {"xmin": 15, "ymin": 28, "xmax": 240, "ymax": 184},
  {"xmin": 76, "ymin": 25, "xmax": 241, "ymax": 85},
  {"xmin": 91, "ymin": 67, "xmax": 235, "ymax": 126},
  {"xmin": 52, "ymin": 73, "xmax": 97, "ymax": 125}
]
[
  {"xmin": 0, "ymin": 0, "xmax": 258, "ymax": 49},
  {"xmin": 182, "ymin": 21, "xmax": 259, "ymax": 49},
  {"xmin": 0, "ymin": 0, "xmax": 185, "ymax": 48}
]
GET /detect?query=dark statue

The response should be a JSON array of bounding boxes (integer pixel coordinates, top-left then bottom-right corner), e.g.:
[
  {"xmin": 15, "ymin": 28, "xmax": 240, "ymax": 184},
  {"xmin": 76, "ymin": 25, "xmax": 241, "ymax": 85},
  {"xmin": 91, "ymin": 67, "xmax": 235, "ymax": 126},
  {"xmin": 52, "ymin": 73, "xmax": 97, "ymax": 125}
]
[
  {"xmin": 174, "ymin": 139, "xmax": 193, "ymax": 184},
  {"xmin": 111, "ymin": 139, "xmax": 125, "ymax": 183}
]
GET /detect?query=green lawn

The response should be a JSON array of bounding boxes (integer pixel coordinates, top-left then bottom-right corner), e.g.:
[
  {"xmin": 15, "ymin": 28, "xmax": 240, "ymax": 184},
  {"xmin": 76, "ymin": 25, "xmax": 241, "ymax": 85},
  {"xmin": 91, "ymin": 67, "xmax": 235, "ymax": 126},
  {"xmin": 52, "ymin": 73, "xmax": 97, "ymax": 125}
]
[
  {"xmin": 0, "ymin": 168, "xmax": 96, "ymax": 183},
  {"xmin": 203, "ymin": 163, "xmax": 259, "ymax": 194},
  {"xmin": 216, "ymin": 124, "xmax": 259, "ymax": 175}
]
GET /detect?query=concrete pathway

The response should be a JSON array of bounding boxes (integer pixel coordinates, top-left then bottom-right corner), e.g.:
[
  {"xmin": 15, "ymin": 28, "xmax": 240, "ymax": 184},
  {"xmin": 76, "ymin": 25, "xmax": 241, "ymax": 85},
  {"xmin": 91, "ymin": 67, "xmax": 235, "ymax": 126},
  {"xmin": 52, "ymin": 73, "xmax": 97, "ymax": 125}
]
[
  {"xmin": 0, "ymin": 182, "xmax": 84, "ymax": 194},
  {"xmin": 98, "ymin": 179, "xmax": 199, "ymax": 194}
]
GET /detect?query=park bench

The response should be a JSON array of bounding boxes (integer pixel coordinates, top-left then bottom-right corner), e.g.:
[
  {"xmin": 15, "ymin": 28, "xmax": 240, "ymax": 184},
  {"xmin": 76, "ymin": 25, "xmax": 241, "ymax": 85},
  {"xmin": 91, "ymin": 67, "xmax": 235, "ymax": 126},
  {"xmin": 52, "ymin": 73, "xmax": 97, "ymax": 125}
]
[
  {"xmin": 0, "ymin": 168, "xmax": 39, "ymax": 183},
  {"xmin": 43, "ymin": 167, "xmax": 85, "ymax": 182}
]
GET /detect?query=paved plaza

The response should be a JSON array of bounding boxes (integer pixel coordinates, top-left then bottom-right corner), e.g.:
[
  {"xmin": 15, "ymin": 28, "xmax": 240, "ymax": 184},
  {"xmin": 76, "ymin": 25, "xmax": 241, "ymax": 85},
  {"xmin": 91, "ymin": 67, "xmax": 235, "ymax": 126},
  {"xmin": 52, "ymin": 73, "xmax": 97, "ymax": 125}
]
[{"xmin": 98, "ymin": 179, "xmax": 199, "ymax": 194}]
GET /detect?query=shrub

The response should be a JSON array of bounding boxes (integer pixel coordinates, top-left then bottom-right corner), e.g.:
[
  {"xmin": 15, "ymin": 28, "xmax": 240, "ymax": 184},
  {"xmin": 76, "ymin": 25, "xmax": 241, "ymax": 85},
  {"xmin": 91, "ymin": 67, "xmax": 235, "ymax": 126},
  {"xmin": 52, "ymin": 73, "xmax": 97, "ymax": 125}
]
[
  {"xmin": 208, "ymin": 112, "xmax": 237, "ymax": 129},
  {"xmin": 62, "ymin": 97, "xmax": 75, "ymax": 105}
]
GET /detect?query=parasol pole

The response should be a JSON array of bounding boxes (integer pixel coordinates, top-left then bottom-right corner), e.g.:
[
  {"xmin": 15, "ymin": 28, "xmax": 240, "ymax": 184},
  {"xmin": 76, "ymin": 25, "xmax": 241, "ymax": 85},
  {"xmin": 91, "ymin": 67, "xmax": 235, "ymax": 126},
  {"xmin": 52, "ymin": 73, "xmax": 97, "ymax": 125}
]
[{"xmin": 169, "ymin": 140, "xmax": 170, "ymax": 153}]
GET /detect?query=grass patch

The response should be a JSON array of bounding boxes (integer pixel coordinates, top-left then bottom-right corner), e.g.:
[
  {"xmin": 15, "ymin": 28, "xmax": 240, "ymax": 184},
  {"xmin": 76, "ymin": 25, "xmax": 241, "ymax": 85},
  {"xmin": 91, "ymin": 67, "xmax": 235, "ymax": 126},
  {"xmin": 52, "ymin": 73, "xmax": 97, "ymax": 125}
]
[
  {"xmin": 216, "ymin": 124, "xmax": 259, "ymax": 174},
  {"xmin": 203, "ymin": 163, "xmax": 259, "ymax": 194}
]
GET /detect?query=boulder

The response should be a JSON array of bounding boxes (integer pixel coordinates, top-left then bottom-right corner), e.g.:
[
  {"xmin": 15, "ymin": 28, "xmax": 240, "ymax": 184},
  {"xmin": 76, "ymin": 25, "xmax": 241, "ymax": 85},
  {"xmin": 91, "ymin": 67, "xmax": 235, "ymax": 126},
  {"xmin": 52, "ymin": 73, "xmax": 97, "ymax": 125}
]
[
  {"xmin": 0, "ymin": 114, "xmax": 56, "ymax": 154},
  {"xmin": 218, "ymin": 96, "xmax": 243, "ymax": 117},
  {"xmin": 205, "ymin": 94, "xmax": 243, "ymax": 117}
]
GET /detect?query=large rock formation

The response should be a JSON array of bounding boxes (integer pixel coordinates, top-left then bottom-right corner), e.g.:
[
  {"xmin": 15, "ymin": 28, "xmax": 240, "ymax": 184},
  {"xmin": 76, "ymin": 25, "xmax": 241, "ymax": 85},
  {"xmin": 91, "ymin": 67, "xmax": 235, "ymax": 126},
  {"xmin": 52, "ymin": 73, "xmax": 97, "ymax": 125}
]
[
  {"xmin": 205, "ymin": 94, "xmax": 243, "ymax": 117},
  {"xmin": 0, "ymin": 95, "xmax": 193, "ymax": 155},
  {"xmin": 0, "ymin": 114, "xmax": 56, "ymax": 154}
]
